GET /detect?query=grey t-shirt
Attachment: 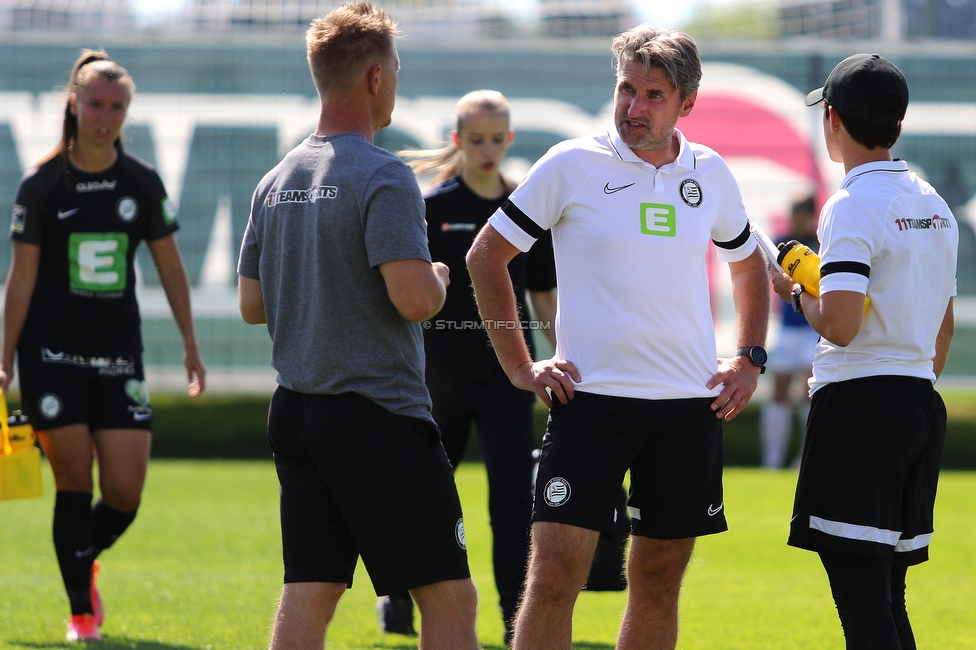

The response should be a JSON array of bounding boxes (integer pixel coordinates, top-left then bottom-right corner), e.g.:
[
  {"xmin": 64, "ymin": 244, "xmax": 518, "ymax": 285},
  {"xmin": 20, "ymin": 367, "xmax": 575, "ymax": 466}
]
[{"xmin": 238, "ymin": 132, "xmax": 434, "ymax": 423}]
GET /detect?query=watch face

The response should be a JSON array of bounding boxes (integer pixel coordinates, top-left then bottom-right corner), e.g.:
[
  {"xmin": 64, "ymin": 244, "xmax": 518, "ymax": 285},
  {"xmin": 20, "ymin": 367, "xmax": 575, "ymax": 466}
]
[{"xmin": 752, "ymin": 346, "xmax": 768, "ymax": 365}]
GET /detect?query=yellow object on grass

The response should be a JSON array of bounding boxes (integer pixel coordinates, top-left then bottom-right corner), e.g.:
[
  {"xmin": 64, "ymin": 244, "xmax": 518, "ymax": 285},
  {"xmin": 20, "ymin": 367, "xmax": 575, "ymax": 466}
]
[{"xmin": 0, "ymin": 392, "xmax": 43, "ymax": 501}]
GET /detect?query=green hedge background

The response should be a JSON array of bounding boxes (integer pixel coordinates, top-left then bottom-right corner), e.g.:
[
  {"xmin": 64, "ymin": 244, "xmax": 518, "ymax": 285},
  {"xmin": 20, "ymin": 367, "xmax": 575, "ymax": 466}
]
[
  {"xmin": 139, "ymin": 391, "xmax": 976, "ymax": 469},
  {"xmin": 8, "ymin": 391, "xmax": 974, "ymax": 468}
]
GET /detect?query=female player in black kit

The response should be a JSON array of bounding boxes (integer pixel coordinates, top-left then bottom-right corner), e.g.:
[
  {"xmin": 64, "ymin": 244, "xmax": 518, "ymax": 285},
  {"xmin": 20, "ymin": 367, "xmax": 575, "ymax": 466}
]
[
  {"xmin": 374, "ymin": 90, "xmax": 556, "ymax": 644},
  {"xmin": 0, "ymin": 50, "xmax": 206, "ymax": 641}
]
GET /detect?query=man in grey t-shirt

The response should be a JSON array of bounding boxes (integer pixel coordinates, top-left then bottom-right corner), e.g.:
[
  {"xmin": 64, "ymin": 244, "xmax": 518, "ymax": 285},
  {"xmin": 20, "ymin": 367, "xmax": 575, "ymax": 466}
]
[
  {"xmin": 237, "ymin": 4, "xmax": 480, "ymax": 649},
  {"xmin": 241, "ymin": 131, "xmax": 434, "ymax": 422}
]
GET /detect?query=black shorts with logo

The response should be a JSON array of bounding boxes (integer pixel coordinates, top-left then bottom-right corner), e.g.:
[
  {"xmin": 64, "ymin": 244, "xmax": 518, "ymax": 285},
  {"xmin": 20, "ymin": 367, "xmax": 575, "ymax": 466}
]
[
  {"xmin": 788, "ymin": 376, "xmax": 945, "ymax": 565},
  {"xmin": 268, "ymin": 387, "xmax": 471, "ymax": 595},
  {"xmin": 534, "ymin": 391, "xmax": 727, "ymax": 540},
  {"xmin": 17, "ymin": 345, "xmax": 152, "ymax": 431}
]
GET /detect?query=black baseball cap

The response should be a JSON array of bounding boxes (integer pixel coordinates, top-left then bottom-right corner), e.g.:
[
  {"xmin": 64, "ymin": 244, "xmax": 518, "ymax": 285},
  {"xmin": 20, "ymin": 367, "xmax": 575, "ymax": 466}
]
[{"xmin": 805, "ymin": 53, "xmax": 909, "ymax": 127}]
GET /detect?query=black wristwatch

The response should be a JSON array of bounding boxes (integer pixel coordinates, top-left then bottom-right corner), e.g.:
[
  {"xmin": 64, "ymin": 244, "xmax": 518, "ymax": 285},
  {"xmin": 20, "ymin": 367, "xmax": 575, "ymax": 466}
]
[
  {"xmin": 736, "ymin": 345, "xmax": 767, "ymax": 374},
  {"xmin": 790, "ymin": 285, "xmax": 806, "ymax": 314}
]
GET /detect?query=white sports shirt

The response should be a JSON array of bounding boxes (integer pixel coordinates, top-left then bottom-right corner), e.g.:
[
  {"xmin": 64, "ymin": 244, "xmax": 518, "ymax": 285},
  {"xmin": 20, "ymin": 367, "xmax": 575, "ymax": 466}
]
[
  {"xmin": 810, "ymin": 160, "xmax": 958, "ymax": 393},
  {"xmin": 489, "ymin": 129, "xmax": 756, "ymax": 400}
]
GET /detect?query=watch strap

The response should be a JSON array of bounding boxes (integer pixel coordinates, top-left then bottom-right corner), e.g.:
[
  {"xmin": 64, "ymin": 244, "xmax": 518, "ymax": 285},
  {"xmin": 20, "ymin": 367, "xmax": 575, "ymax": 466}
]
[
  {"xmin": 735, "ymin": 346, "xmax": 766, "ymax": 374},
  {"xmin": 790, "ymin": 285, "xmax": 806, "ymax": 314}
]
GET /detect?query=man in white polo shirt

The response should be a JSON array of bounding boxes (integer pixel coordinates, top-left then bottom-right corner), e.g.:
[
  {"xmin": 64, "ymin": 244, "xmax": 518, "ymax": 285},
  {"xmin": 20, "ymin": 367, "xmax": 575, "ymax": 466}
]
[
  {"xmin": 772, "ymin": 53, "xmax": 957, "ymax": 649},
  {"xmin": 466, "ymin": 23, "xmax": 769, "ymax": 649}
]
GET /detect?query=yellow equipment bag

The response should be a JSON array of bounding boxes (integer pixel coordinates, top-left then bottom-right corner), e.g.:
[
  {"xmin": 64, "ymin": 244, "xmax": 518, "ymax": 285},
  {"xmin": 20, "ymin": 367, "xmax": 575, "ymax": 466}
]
[{"xmin": 0, "ymin": 393, "xmax": 43, "ymax": 501}]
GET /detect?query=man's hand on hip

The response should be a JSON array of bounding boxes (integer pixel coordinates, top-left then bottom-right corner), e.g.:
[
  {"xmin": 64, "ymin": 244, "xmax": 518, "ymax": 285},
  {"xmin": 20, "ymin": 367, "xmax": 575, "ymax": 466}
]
[
  {"xmin": 511, "ymin": 358, "xmax": 582, "ymax": 408},
  {"xmin": 706, "ymin": 356, "xmax": 761, "ymax": 421}
]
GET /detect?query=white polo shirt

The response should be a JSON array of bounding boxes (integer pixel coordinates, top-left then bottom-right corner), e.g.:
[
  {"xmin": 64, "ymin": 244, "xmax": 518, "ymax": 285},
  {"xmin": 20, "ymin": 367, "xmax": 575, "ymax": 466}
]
[
  {"xmin": 810, "ymin": 160, "xmax": 958, "ymax": 393},
  {"xmin": 489, "ymin": 129, "xmax": 755, "ymax": 400}
]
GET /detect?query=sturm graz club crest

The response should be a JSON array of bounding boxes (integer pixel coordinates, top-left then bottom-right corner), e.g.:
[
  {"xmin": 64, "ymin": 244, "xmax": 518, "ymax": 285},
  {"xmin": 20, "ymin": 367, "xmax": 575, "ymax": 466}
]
[
  {"xmin": 116, "ymin": 196, "xmax": 139, "ymax": 221},
  {"xmin": 543, "ymin": 477, "xmax": 572, "ymax": 507},
  {"xmin": 680, "ymin": 179, "xmax": 703, "ymax": 207},
  {"xmin": 455, "ymin": 518, "xmax": 466, "ymax": 549},
  {"xmin": 39, "ymin": 393, "xmax": 63, "ymax": 420}
]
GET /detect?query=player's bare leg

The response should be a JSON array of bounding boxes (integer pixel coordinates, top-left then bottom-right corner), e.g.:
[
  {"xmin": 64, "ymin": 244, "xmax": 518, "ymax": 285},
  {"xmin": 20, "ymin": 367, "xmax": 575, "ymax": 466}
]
[
  {"xmin": 37, "ymin": 425, "xmax": 96, "ymax": 493},
  {"xmin": 269, "ymin": 581, "xmax": 345, "ymax": 650},
  {"xmin": 512, "ymin": 521, "xmax": 600, "ymax": 650},
  {"xmin": 616, "ymin": 536, "xmax": 695, "ymax": 650},
  {"xmin": 411, "ymin": 578, "xmax": 480, "ymax": 650},
  {"xmin": 92, "ymin": 428, "xmax": 151, "ymax": 511}
]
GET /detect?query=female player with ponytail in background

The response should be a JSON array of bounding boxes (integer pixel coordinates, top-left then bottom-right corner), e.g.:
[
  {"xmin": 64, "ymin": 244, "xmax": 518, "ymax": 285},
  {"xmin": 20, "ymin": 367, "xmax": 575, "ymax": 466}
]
[{"xmin": 1, "ymin": 49, "xmax": 205, "ymax": 641}]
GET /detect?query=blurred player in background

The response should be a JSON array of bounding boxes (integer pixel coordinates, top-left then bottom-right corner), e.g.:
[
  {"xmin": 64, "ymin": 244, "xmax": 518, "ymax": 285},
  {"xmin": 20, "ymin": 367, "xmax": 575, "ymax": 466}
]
[
  {"xmin": 773, "ymin": 53, "xmax": 957, "ymax": 649},
  {"xmin": 237, "ymin": 3, "xmax": 479, "ymax": 649},
  {"xmin": 467, "ymin": 23, "xmax": 769, "ymax": 649},
  {"xmin": 1, "ymin": 49, "xmax": 205, "ymax": 642},
  {"xmin": 377, "ymin": 89, "xmax": 556, "ymax": 644},
  {"xmin": 759, "ymin": 194, "xmax": 819, "ymax": 469}
]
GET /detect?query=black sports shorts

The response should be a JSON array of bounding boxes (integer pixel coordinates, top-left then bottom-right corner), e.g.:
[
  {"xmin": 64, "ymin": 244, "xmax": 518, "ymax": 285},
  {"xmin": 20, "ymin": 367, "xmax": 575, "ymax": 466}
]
[
  {"xmin": 788, "ymin": 375, "xmax": 946, "ymax": 565},
  {"xmin": 534, "ymin": 391, "xmax": 727, "ymax": 540},
  {"xmin": 17, "ymin": 345, "xmax": 152, "ymax": 431},
  {"xmin": 268, "ymin": 387, "xmax": 471, "ymax": 595}
]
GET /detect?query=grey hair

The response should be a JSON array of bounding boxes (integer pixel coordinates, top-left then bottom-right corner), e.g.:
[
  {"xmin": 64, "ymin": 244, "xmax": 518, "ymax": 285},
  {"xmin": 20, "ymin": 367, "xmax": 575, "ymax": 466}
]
[{"xmin": 611, "ymin": 24, "xmax": 702, "ymax": 99}]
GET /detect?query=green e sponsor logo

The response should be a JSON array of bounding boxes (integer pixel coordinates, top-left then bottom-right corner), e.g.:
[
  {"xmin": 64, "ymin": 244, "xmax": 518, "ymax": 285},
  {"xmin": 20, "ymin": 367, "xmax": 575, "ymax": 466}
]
[
  {"xmin": 162, "ymin": 197, "xmax": 177, "ymax": 224},
  {"xmin": 69, "ymin": 232, "xmax": 129, "ymax": 292},
  {"xmin": 640, "ymin": 203, "xmax": 677, "ymax": 237}
]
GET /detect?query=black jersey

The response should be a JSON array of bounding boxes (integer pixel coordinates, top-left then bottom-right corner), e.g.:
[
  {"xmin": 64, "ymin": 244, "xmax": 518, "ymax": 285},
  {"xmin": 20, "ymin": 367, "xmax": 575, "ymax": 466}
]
[
  {"xmin": 423, "ymin": 176, "xmax": 556, "ymax": 405},
  {"xmin": 10, "ymin": 152, "xmax": 179, "ymax": 356}
]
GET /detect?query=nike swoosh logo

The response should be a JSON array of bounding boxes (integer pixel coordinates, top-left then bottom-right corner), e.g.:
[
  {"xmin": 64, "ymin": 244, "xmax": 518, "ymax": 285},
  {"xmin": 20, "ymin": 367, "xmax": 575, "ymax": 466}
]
[
  {"xmin": 604, "ymin": 182, "xmax": 635, "ymax": 194},
  {"xmin": 74, "ymin": 546, "xmax": 94, "ymax": 558},
  {"xmin": 707, "ymin": 503, "xmax": 724, "ymax": 517},
  {"xmin": 133, "ymin": 412, "xmax": 152, "ymax": 421},
  {"xmin": 57, "ymin": 208, "xmax": 80, "ymax": 219}
]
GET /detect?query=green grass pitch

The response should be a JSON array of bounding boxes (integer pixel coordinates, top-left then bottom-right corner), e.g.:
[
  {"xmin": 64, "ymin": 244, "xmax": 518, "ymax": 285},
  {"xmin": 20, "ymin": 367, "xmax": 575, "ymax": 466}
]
[{"xmin": 1, "ymin": 461, "xmax": 974, "ymax": 649}]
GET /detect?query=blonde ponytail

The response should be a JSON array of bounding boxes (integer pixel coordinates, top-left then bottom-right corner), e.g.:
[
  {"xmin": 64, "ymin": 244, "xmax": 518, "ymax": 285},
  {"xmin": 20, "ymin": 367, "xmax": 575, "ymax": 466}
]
[{"xmin": 399, "ymin": 142, "xmax": 466, "ymax": 186}]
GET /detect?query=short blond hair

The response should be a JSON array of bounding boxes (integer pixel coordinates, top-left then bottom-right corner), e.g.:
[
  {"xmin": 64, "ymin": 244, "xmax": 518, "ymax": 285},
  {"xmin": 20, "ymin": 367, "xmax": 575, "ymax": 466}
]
[
  {"xmin": 611, "ymin": 24, "xmax": 701, "ymax": 99},
  {"xmin": 306, "ymin": 1, "xmax": 398, "ymax": 95}
]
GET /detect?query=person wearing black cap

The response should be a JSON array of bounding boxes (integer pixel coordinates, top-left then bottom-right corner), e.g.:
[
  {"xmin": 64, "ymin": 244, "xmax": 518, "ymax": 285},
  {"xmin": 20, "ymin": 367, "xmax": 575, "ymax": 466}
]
[{"xmin": 771, "ymin": 53, "xmax": 958, "ymax": 649}]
